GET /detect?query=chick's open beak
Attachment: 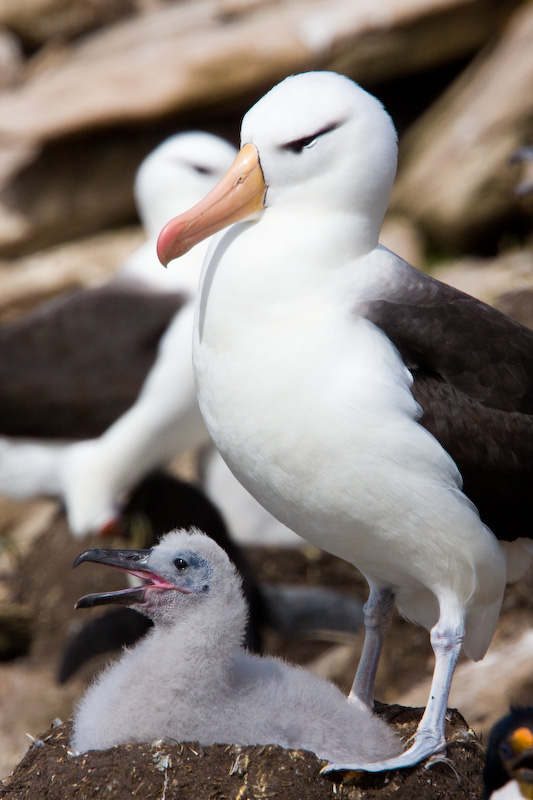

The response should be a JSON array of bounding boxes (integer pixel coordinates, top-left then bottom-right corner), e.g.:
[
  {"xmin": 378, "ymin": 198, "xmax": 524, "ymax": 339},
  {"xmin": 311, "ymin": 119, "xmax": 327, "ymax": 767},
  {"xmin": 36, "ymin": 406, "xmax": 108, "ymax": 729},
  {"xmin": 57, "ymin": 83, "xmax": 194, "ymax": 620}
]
[{"xmin": 73, "ymin": 547, "xmax": 187, "ymax": 609}]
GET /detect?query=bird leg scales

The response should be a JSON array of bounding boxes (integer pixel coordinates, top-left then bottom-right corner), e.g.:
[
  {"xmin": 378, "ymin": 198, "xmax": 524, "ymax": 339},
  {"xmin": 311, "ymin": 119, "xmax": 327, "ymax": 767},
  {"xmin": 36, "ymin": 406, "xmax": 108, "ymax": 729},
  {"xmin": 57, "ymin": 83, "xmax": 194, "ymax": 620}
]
[
  {"xmin": 324, "ymin": 605, "xmax": 465, "ymax": 773},
  {"xmin": 349, "ymin": 585, "xmax": 394, "ymax": 709}
]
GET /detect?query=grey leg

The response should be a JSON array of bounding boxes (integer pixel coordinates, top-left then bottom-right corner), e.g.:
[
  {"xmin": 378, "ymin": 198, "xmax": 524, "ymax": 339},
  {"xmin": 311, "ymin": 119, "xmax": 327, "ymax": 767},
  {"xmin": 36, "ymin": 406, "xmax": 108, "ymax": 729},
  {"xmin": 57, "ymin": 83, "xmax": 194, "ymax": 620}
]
[
  {"xmin": 323, "ymin": 602, "xmax": 465, "ymax": 773},
  {"xmin": 349, "ymin": 585, "xmax": 394, "ymax": 709}
]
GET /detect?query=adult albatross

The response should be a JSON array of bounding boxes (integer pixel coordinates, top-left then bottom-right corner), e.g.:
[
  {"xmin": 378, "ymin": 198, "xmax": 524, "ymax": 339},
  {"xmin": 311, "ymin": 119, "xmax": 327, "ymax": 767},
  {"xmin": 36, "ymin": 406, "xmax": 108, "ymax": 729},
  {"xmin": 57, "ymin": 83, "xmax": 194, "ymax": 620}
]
[
  {"xmin": 0, "ymin": 131, "xmax": 299, "ymax": 545},
  {"xmin": 0, "ymin": 133, "xmax": 229, "ymax": 531},
  {"xmin": 157, "ymin": 71, "xmax": 533, "ymax": 772}
]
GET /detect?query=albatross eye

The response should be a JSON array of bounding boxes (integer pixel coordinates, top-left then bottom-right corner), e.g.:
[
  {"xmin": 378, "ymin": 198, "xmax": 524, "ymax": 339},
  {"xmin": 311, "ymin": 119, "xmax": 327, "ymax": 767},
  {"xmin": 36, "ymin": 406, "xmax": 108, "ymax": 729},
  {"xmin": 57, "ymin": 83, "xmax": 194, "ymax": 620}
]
[
  {"xmin": 281, "ymin": 122, "xmax": 341, "ymax": 154},
  {"xmin": 173, "ymin": 557, "xmax": 189, "ymax": 571},
  {"xmin": 282, "ymin": 134, "xmax": 318, "ymax": 154}
]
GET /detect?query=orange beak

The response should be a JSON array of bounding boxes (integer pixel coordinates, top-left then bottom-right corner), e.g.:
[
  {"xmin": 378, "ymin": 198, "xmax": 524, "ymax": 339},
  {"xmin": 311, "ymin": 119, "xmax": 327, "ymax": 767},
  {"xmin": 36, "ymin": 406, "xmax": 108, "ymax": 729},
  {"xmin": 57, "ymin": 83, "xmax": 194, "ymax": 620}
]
[
  {"xmin": 157, "ymin": 143, "xmax": 266, "ymax": 266},
  {"xmin": 510, "ymin": 727, "xmax": 533, "ymax": 755}
]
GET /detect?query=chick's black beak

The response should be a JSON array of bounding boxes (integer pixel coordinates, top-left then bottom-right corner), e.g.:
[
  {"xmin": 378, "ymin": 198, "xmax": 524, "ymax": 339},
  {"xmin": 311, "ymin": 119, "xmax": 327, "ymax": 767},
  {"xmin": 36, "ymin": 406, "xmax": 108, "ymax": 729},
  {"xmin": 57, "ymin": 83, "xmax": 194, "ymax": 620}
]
[
  {"xmin": 73, "ymin": 548, "xmax": 151, "ymax": 571},
  {"xmin": 73, "ymin": 548, "xmax": 153, "ymax": 609}
]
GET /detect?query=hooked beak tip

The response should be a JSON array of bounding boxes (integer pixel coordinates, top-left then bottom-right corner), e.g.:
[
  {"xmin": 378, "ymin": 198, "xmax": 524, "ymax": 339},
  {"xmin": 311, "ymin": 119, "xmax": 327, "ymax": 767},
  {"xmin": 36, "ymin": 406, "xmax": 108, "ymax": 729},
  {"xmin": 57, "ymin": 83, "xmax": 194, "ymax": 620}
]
[
  {"xmin": 73, "ymin": 550, "xmax": 93, "ymax": 569},
  {"xmin": 156, "ymin": 219, "xmax": 190, "ymax": 266}
]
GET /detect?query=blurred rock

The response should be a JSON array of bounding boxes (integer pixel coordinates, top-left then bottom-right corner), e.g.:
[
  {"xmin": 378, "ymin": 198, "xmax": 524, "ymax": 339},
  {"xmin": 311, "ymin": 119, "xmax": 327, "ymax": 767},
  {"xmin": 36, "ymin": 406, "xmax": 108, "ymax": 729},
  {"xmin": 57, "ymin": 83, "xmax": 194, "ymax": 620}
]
[
  {"xmin": 0, "ymin": 498, "xmax": 57, "ymax": 568},
  {"xmin": 496, "ymin": 287, "xmax": 533, "ymax": 328},
  {"xmin": 399, "ymin": 630, "xmax": 533, "ymax": 740},
  {"xmin": 0, "ymin": 0, "xmax": 507, "ymax": 142},
  {"xmin": 391, "ymin": 0, "xmax": 533, "ymax": 252},
  {"xmin": 430, "ymin": 247, "xmax": 533, "ymax": 324},
  {"xmin": 307, "ymin": 640, "xmax": 358, "ymax": 685},
  {"xmin": 511, "ymin": 145, "xmax": 533, "ymax": 198},
  {"xmin": 0, "ymin": 133, "xmax": 158, "ymax": 259},
  {"xmin": 0, "ymin": 602, "xmax": 32, "ymax": 660},
  {"xmin": 0, "ymin": 28, "xmax": 24, "ymax": 89},
  {"xmin": 0, "ymin": 227, "xmax": 142, "ymax": 324},
  {"xmin": 0, "ymin": 0, "xmax": 514, "ymax": 256},
  {"xmin": 380, "ymin": 213, "xmax": 425, "ymax": 269},
  {"xmin": 0, "ymin": 0, "xmax": 136, "ymax": 48},
  {"xmin": 0, "ymin": 663, "xmax": 83, "ymax": 778}
]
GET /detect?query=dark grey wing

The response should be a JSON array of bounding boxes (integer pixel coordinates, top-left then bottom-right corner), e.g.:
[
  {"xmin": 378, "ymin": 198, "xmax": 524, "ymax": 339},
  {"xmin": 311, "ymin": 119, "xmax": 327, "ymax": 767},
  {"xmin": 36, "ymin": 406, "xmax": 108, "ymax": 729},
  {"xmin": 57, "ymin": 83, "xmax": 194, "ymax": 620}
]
[
  {"xmin": 363, "ymin": 258, "xmax": 533, "ymax": 541},
  {"xmin": 410, "ymin": 369, "xmax": 533, "ymax": 540},
  {"xmin": 0, "ymin": 285, "xmax": 186, "ymax": 439},
  {"xmin": 363, "ymin": 258, "xmax": 533, "ymax": 413}
]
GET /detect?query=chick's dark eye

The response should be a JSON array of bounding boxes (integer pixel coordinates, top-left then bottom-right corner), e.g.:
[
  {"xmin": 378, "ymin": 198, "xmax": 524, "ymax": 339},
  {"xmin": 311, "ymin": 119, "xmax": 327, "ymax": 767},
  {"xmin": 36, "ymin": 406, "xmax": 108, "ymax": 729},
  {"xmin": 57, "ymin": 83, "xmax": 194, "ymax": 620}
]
[{"xmin": 173, "ymin": 558, "xmax": 189, "ymax": 571}]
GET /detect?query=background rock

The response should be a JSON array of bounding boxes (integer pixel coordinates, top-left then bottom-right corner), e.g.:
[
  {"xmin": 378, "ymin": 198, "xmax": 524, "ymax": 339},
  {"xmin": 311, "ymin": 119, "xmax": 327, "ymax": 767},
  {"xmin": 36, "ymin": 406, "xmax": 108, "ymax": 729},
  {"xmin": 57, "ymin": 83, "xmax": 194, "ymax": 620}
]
[
  {"xmin": 0, "ymin": 29, "xmax": 24, "ymax": 89},
  {"xmin": 391, "ymin": 0, "xmax": 533, "ymax": 252},
  {"xmin": 0, "ymin": 0, "xmax": 518, "ymax": 258},
  {"xmin": 0, "ymin": 227, "xmax": 142, "ymax": 324},
  {"xmin": 0, "ymin": 0, "xmax": 136, "ymax": 49}
]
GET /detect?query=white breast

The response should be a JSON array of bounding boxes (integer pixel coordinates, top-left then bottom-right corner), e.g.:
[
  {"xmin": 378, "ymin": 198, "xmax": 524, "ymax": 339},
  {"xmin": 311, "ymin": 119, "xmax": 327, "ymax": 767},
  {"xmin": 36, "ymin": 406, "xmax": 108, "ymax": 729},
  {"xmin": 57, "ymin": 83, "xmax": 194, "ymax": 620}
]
[{"xmin": 193, "ymin": 220, "xmax": 504, "ymax": 618}]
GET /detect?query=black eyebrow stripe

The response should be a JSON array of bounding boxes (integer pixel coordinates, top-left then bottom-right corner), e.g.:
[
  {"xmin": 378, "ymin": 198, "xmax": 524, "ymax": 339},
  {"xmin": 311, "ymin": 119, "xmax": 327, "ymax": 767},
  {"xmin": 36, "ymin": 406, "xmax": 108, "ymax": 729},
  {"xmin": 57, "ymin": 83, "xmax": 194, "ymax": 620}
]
[{"xmin": 281, "ymin": 121, "xmax": 341, "ymax": 152}]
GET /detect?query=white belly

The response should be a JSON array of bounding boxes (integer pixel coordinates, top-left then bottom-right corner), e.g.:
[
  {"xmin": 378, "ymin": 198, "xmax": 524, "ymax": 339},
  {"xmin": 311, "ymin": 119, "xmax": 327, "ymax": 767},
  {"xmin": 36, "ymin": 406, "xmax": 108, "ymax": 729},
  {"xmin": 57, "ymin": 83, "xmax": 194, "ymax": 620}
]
[{"xmin": 193, "ymin": 224, "xmax": 505, "ymax": 623}]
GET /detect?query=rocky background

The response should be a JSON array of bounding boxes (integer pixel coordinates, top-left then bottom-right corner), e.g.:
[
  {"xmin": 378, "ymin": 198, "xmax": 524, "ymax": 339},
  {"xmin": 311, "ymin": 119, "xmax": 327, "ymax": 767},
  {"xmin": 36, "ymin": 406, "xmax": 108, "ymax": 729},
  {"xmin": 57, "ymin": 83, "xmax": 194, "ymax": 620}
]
[{"xmin": 0, "ymin": 0, "xmax": 532, "ymax": 798}]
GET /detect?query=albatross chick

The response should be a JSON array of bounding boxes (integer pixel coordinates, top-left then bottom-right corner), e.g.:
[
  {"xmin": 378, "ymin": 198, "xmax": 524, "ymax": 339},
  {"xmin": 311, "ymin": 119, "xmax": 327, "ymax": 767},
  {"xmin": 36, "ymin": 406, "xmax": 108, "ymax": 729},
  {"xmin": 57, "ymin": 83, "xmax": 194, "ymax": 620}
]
[{"xmin": 71, "ymin": 529, "xmax": 401, "ymax": 764}]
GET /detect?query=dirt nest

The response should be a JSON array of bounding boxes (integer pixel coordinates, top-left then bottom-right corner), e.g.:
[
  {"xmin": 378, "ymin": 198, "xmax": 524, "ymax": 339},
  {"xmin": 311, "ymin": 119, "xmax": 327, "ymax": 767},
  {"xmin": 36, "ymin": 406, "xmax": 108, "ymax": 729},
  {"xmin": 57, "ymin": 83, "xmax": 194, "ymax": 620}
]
[{"xmin": 0, "ymin": 705, "xmax": 484, "ymax": 800}]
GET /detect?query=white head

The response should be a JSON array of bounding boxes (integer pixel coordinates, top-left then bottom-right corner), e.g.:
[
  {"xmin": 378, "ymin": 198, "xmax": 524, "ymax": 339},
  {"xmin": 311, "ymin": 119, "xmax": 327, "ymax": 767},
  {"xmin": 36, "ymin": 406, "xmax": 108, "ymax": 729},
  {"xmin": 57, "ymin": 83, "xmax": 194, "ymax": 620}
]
[
  {"xmin": 241, "ymin": 71, "xmax": 398, "ymax": 218},
  {"xmin": 157, "ymin": 72, "xmax": 398, "ymax": 264},
  {"xmin": 73, "ymin": 528, "xmax": 245, "ymax": 627},
  {"xmin": 134, "ymin": 132, "xmax": 238, "ymax": 239}
]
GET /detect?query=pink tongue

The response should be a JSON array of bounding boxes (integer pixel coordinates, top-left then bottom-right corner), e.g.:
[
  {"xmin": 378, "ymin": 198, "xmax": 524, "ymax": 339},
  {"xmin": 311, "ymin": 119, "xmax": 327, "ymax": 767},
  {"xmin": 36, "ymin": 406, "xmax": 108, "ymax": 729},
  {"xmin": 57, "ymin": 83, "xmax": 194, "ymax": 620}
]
[{"xmin": 126, "ymin": 569, "xmax": 193, "ymax": 594}]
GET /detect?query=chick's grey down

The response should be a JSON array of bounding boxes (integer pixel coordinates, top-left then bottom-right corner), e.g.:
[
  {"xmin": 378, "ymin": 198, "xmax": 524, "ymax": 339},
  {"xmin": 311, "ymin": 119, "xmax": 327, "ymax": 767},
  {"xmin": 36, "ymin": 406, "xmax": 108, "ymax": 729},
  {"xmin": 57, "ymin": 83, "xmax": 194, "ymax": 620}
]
[{"xmin": 71, "ymin": 529, "xmax": 401, "ymax": 763}]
